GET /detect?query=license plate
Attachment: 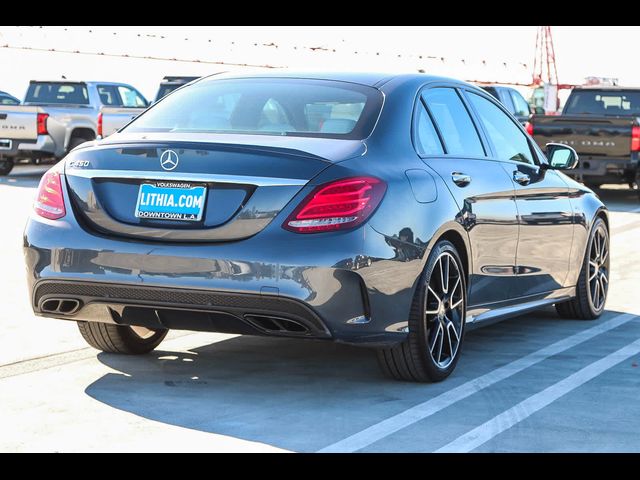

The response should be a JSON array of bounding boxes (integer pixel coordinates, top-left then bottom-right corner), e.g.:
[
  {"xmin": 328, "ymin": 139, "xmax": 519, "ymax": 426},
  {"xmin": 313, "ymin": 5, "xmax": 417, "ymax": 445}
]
[
  {"xmin": 0, "ymin": 139, "xmax": 11, "ymax": 150},
  {"xmin": 135, "ymin": 182, "xmax": 207, "ymax": 222}
]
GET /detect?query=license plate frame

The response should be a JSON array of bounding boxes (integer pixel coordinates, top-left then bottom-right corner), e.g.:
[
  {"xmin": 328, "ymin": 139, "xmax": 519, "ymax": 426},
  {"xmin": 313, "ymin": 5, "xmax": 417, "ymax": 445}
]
[{"xmin": 134, "ymin": 182, "xmax": 207, "ymax": 222}]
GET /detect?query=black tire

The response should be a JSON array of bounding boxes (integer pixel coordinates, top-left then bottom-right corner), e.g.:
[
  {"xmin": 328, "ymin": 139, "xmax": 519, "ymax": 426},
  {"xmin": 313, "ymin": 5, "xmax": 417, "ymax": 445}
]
[
  {"xmin": 0, "ymin": 158, "xmax": 14, "ymax": 176},
  {"xmin": 377, "ymin": 240, "xmax": 467, "ymax": 382},
  {"xmin": 77, "ymin": 321, "xmax": 167, "ymax": 354},
  {"xmin": 556, "ymin": 217, "xmax": 609, "ymax": 320},
  {"xmin": 67, "ymin": 136, "xmax": 89, "ymax": 152}
]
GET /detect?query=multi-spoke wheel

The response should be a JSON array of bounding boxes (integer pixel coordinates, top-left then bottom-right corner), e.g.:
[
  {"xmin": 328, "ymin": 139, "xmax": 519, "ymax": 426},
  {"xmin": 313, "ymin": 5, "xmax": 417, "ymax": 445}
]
[
  {"xmin": 377, "ymin": 240, "xmax": 467, "ymax": 382},
  {"xmin": 556, "ymin": 217, "xmax": 610, "ymax": 320},
  {"xmin": 77, "ymin": 321, "xmax": 168, "ymax": 354}
]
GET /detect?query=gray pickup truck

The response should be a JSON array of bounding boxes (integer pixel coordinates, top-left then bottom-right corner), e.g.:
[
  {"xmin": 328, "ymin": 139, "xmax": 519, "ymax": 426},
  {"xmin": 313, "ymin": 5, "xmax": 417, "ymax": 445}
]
[{"xmin": 0, "ymin": 80, "xmax": 148, "ymax": 175}]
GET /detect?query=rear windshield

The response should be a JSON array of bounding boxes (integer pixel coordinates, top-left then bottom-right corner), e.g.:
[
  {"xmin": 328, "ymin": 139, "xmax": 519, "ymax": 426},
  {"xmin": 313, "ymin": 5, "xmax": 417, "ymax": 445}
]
[
  {"xmin": 127, "ymin": 78, "xmax": 383, "ymax": 139},
  {"xmin": 25, "ymin": 82, "xmax": 89, "ymax": 105},
  {"xmin": 564, "ymin": 90, "xmax": 640, "ymax": 116},
  {"xmin": 155, "ymin": 84, "xmax": 182, "ymax": 102}
]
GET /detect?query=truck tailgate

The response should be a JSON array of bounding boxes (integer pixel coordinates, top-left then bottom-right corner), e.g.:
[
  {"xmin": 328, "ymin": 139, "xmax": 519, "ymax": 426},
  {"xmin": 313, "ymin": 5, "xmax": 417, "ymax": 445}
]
[
  {"xmin": 0, "ymin": 105, "xmax": 39, "ymax": 141},
  {"xmin": 100, "ymin": 107, "xmax": 146, "ymax": 137},
  {"xmin": 531, "ymin": 114, "xmax": 634, "ymax": 158}
]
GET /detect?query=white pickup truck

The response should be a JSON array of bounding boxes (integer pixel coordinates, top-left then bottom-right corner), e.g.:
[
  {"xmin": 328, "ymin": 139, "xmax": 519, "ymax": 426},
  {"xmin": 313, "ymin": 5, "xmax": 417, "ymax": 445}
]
[{"xmin": 0, "ymin": 80, "xmax": 148, "ymax": 175}]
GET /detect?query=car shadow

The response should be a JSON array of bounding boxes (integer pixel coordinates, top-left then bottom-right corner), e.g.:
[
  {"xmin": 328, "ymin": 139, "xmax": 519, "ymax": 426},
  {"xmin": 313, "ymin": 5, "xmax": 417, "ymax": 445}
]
[
  {"xmin": 596, "ymin": 186, "xmax": 639, "ymax": 212},
  {"xmin": 84, "ymin": 307, "xmax": 624, "ymax": 452}
]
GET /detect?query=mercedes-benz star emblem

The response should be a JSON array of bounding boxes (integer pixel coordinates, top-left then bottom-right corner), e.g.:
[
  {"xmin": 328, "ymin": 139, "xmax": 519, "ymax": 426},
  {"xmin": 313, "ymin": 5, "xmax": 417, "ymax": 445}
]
[{"xmin": 160, "ymin": 150, "xmax": 179, "ymax": 171}]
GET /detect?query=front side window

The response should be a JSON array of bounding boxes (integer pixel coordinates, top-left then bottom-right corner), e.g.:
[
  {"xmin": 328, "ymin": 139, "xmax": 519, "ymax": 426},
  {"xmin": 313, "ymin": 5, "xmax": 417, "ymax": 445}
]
[
  {"xmin": 422, "ymin": 88, "xmax": 485, "ymax": 157},
  {"xmin": 117, "ymin": 86, "xmax": 147, "ymax": 108},
  {"xmin": 468, "ymin": 92, "xmax": 535, "ymax": 164},
  {"xmin": 125, "ymin": 78, "xmax": 383, "ymax": 140}
]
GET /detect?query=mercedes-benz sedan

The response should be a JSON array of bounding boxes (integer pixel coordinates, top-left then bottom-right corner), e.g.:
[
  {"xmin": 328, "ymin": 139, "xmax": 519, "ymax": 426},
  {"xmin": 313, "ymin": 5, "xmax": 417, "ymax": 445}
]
[{"xmin": 24, "ymin": 72, "xmax": 609, "ymax": 382}]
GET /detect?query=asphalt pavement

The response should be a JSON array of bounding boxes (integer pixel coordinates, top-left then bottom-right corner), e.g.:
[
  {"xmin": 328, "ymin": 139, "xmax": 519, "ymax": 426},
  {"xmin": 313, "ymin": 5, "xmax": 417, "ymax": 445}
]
[{"xmin": 1, "ymin": 164, "xmax": 639, "ymax": 452}]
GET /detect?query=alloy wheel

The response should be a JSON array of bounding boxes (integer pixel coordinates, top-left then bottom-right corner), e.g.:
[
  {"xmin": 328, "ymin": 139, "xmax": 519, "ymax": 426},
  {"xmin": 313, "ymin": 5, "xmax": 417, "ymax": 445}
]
[
  {"xmin": 425, "ymin": 252, "xmax": 464, "ymax": 369},
  {"xmin": 588, "ymin": 224, "xmax": 609, "ymax": 312}
]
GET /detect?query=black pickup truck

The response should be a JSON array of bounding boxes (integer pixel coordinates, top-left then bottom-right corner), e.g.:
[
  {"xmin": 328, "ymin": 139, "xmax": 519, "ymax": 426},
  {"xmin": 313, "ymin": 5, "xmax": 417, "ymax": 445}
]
[{"xmin": 529, "ymin": 86, "xmax": 640, "ymax": 193}]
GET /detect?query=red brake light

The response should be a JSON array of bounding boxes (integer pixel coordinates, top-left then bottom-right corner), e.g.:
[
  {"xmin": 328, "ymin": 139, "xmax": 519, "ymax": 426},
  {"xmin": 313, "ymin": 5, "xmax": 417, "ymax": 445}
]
[
  {"xmin": 525, "ymin": 121, "xmax": 534, "ymax": 136},
  {"xmin": 632, "ymin": 125, "xmax": 640, "ymax": 152},
  {"xmin": 34, "ymin": 169, "xmax": 66, "ymax": 220},
  {"xmin": 97, "ymin": 112, "xmax": 103, "ymax": 137},
  {"xmin": 37, "ymin": 113, "xmax": 49, "ymax": 135},
  {"xmin": 284, "ymin": 176, "xmax": 386, "ymax": 233}
]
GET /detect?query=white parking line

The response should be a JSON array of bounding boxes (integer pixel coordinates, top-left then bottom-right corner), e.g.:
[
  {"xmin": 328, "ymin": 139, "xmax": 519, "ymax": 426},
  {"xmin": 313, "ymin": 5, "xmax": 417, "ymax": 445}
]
[
  {"xmin": 436, "ymin": 336, "xmax": 640, "ymax": 452},
  {"xmin": 318, "ymin": 312, "xmax": 637, "ymax": 453}
]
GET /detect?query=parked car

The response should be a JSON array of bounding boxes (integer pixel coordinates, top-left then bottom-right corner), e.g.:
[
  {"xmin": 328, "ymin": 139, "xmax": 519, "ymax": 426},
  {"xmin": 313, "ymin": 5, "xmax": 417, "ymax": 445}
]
[
  {"xmin": 529, "ymin": 86, "xmax": 640, "ymax": 192},
  {"xmin": 24, "ymin": 72, "xmax": 609, "ymax": 383},
  {"xmin": 154, "ymin": 76, "xmax": 200, "ymax": 103},
  {"xmin": 481, "ymin": 85, "xmax": 532, "ymax": 125},
  {"xmin": 0, "ymin": 80, "xmax": 148, "ymax": 175},
  {"xmin": 0, "ymin": 90, "xmax": 20, "ymax": 105}
]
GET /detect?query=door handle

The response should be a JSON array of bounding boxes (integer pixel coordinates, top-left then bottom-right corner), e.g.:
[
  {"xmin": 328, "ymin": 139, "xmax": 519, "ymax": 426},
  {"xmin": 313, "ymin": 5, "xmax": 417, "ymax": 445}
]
[
  {"xmin": 513, "ymin": 171, "xmax": 530, "ymax": 186},
  {"xmin": 451, "ymin": 172, "xmax": 472, "ymax": 187}
]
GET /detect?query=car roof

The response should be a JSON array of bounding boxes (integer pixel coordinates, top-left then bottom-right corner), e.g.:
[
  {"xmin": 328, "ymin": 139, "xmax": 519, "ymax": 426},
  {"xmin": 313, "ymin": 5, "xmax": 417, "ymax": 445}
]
[{"xmin": 198, "ymin": 71, "xmax": 475, "ymax": 89}]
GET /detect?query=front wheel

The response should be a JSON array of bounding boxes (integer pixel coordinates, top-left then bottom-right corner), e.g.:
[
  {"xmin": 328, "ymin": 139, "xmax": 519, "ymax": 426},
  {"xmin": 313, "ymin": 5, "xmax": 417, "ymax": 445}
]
[
  {"xmin": 556, "ymin": 217, "xmax": 609, "ymax": 320},
  {"xmin": 77, "ymin": 321, "xmax": 168, "ymax": 354},
  {"xmin": 377, "ymin": 240, "xmax": 466, "ymax": 382}
]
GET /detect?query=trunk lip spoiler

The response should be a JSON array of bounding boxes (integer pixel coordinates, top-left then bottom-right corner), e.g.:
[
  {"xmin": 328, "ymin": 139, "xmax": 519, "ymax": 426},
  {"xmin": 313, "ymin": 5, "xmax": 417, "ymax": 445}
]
[{"xmin": 65, "ymin": 168, "xmax": 308, "ymax": 187}]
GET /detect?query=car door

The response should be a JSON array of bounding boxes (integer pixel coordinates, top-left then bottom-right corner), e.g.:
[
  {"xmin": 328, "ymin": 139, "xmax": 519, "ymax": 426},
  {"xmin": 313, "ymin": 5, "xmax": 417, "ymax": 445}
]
[
  {"xmin": 465, "ymin": 90, "xmax": 574, "ymax": 298},
  {"xmin": 418, "ymin": 86, "xmax": 519, "ymax": 306}
]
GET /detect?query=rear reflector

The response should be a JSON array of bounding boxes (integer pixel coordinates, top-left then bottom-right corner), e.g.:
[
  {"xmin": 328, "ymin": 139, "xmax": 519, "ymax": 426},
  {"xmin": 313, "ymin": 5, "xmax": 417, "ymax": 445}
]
[
  {"xmin": 284, "ymin": 176, "xmax": 386, "ymax": 233},
  {"xmin": 632, "ymin": 125, "xmax": 640, "ymax": 152},
  {"xmin": 37, "ymin": 113, "xmax": 49, "ymax": 135},
  {"xmin": 34, "ymin": 169, "xmax": 66, "ymax": 220}
]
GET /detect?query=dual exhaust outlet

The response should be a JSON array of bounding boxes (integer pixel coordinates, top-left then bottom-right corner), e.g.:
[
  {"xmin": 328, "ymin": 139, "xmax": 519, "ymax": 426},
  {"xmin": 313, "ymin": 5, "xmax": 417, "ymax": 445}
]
[{"xmin": 40, "ymin": 298, "xmax": 81, "ymax": 315}]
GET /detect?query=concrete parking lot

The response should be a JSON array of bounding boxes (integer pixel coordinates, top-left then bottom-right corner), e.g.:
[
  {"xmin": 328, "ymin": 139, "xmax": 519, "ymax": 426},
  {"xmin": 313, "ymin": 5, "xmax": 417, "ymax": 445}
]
[{"xmin": 1, "ymin": 164, "xmax": 639, "ymax": 452}]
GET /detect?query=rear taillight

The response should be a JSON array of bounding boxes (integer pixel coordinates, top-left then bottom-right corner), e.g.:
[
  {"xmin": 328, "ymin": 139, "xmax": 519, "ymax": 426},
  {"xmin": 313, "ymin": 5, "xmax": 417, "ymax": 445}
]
[
  {"xmin": 284, "ymin": 176, "xmax": 386, "ymax": 233},
  {"xmin": 632, "ymin": 125, "xmax": 640, "ymax": 152},
  {"xmin": 525, "ymin": 121, "xmax": 534, "ymax": 136},
  {"xmin": 97, "ymin": 112, "xmax": 103, "ymax": 138},
  {"xmin": 37, "ymin": 113, "xmax": 49, "ymax": 135},
  {"xmin": 34, "ymin": 169, "xmax": 66, "ymax": 220}
]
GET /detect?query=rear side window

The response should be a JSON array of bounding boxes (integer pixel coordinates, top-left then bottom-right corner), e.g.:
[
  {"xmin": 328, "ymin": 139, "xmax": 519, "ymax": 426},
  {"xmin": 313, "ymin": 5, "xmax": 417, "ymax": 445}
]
[
  {"xmin": 126, "ymin": 78, "xmax": 383, "ymax": 140},
  {"xmin": 97, "ymin": 85, "xmax": 119, "ymax": 106},
  {"xmin": 414, "ymin": 104, "xmax": 444, "ymax": 155},
  {"xmin": 468, "ymin": 92, "xmax": 535, "ymax": 164},
  {"xmin": 510, "ymin": 90, "xmax": 531, "ymax": 117},
  {"xmin": 25, "ymin": 83, "xmax": 89, "ymax": 105},
  {"xmin": 422, "ymin": 88, "xmax": 485, "ymax": 157}
]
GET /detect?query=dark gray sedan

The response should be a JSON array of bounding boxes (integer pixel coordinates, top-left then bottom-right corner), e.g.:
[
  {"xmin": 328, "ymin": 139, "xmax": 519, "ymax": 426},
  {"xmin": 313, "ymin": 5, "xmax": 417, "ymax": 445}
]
[{"xmin": 24, "ymin": 72, "xmax": 609, "ymax": 382}]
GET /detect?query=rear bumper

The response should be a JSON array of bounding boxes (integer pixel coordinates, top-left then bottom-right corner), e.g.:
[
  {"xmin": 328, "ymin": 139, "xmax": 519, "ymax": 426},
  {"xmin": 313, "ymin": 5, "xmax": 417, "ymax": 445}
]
[
  {"xmin": 566, "ymin": 157, "xmax": 637, "ymax": 183},
  {"xmin": 24, "ymin": 207, "xmax": 420, "ymax": 345},
  {"xmin": 0, "ymin": 135, "xmax": 58, "ymax": 159}
]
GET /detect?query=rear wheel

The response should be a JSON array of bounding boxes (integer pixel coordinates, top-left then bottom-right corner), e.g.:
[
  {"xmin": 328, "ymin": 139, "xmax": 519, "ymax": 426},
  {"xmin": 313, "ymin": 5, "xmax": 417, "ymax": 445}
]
[
  {"xmin": 377, "ymin": 240, "xmax": 466, "ymax": 382},
  {"xmin": 556, "ymin": 217, "xmax": 609, "ymax": 320},
  {"xmin": 77, "ymin": 321, "xmax": 168, "ymax": 354},
  {"xmin": 0, "ymin": 158, "xmax": 14, "ymax": 176}
]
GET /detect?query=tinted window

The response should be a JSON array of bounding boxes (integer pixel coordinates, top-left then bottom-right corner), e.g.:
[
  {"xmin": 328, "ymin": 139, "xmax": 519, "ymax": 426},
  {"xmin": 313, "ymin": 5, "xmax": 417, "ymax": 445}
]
[
  {"xmin": 510, "ymin": 90, "xmax": 531, "ymax": 116},
  {"xmin": 414, "ymin": 104, "xmax": 443, "ymax": 155},
  {"xmin": 117, "ymin": 86, "xmax": 147, "ymax": 108},
  {"xmin": 468, "ymin": 93, "xmax": 535, "ymax": 164},
  {"xmin": 155, "ymin": 84, "xmax": 181, "ymax": 102},
  {"xmin": 126, "ymin": 79, "xmax": 383, "ymax": 140},
  {"xmin": 25, "ymin": 83, "xmax": 89, "ymax": 105},
  {"xmin": 0, "ymin": 94, "xmax": 19, "ymax": 105},
  {"xmin": 97, "ymin": 85, "xmax": 119, "ymax": 106},
  {"xmin": 564, "ymin": 90, "xmax": 640, "ymax": 115},
  {"xmin": 422, "ymin": 88, "xmax": 484, "ymax": 157}
]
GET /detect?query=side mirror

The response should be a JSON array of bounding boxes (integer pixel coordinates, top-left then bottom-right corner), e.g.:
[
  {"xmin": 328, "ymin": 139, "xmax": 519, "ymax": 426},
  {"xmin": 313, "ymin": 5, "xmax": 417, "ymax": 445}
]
[{"xmin": 545, "ymin": 143, "xmax": 579, "ymax": 170}]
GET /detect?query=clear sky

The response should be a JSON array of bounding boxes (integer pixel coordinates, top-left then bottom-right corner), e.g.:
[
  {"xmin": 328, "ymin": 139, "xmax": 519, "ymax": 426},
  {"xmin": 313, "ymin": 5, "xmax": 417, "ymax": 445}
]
[{"xmin": 0, "ymin": 26, "xmax": 637, "ymax": 101}]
